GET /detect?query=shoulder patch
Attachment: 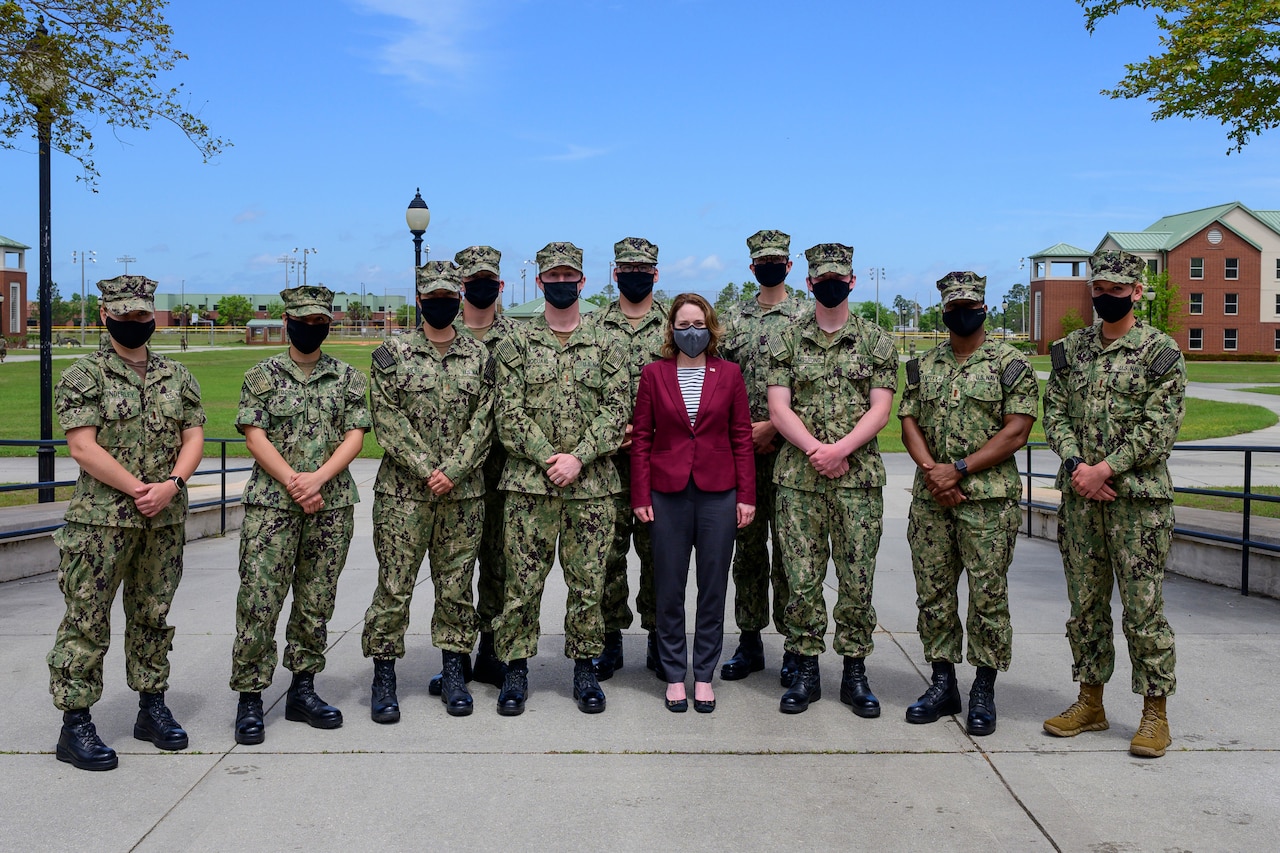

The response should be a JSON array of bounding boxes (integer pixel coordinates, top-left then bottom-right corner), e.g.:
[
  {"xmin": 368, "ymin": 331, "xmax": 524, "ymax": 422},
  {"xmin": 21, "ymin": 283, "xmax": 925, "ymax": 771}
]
[
  {"xmin": 372, "ymin": 343, "xmax": 396, "ymax": 372},
  {"xmin": 872, "ymin": 334, "xmax": 896, "ymax": 363},
  {"xmin": 767, "ymin": 331, "xmax": 789, "ymax": 360},
  {"xmin": 1001, "ymin": 359, "xmax": 1028, "ymax": 388},
  {"xmin": 1050, "ymin": 341, "xmax": 1068, "ymax": 373},
  {"xmin": 484, "ymin": 354, "xmax": 497, "ymax": 386},
  {"xmin": 602, "ymin": 340, "xmax": 627, "ymax": 374},
  {"xmin": 1148, "ymin": 346, "xmax": 1180, "ymax": 378},
  {"xmin": 347, "ymin": 368, "xmax": 369, "ymax": 396},
  {"xmin": 244, "ymin": 364, "xmax": 274, "ymax": 397},
  {"xmin": 494, "ymin": 336, "xmax": 522, "ymax": 368},
  {"xmin": 59, "ymin": 363, "xmax": 96, "ymax": 395},
  {"xmin": 906, "ymin": 358, "xmax": 920, "ymax": 386}
]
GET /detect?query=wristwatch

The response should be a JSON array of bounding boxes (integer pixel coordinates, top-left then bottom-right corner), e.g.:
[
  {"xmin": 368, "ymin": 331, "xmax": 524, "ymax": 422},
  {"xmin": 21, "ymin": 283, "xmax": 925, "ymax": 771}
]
[
  {"xmin": 168, "ymin": 475, "xmax": 186, "ymax": 493},
  {"xmin": 954, "ymin": 459, "xmax": 969, "ymax": 477},
  {"xmin": 1063, "ymin": 456, "xmax": 1085, "ymax": 474}
]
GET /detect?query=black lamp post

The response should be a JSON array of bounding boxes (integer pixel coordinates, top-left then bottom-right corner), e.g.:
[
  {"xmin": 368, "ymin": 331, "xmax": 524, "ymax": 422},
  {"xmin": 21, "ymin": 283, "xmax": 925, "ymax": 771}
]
[{"xmin": 405, "ymin": 189, "xmax": 431, "ymax": 329}]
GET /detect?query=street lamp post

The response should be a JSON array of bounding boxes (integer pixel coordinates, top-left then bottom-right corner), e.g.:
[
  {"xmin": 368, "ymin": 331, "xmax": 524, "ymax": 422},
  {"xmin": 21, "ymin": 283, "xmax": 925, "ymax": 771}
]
[
  {"xmin": 405, "ymin": 189, "xmax": 431, "ymax": 329},
  {"xmin": 522, "ymin": 260, "xmax": 535, "ymax": 304},
  {"xmin": 518, "ymin": 267, "xmax": 526, "ymax": 307},
  {"xmin": 293, "ymin": 247, "xmax": 317, "ymax": 287},
  {"xmin": 868, "ymin": 267, "xmax": 885, "ymax": 329},
  {"xmin": 73, "ymin": 250, "xmax": 95, "ymax": 346},
  {"xmin": 1002, "ymin": 300, "xmax": 1009, "ymax": 342}
]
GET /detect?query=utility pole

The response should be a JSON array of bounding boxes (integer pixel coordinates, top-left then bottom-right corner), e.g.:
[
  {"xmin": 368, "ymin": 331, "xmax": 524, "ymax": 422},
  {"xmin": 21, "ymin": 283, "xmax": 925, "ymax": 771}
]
[{"xmin": 116, "ymin": 254, "xmax": 136, "ymax": 275}]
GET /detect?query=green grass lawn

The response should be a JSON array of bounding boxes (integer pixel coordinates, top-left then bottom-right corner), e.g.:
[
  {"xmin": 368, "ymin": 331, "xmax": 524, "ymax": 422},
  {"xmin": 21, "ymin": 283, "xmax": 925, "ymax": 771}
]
[
  {"xmin": 1026, "ymin": 356, "xmax": 1280, "ymax": 385},
  {"xmin": 1174, "ymin": 485, "xmax": 1280, "ymax": 519},
  {"xmin": 1238, "ymin": 386, "xmax": 1280, "ymax": 396}
]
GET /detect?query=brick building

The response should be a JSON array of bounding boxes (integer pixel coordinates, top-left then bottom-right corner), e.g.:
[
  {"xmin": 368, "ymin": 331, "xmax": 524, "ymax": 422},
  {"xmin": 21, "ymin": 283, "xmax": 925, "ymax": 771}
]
[{"xmin": 0, "ymin": 235, "xmax": 30, "ymax": 342}]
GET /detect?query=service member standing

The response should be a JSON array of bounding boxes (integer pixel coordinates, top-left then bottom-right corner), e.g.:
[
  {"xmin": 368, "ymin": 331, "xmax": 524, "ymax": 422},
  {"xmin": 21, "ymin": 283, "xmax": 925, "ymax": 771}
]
[
  {"xmin": 230, "ymin": 285, "xmax": 370, "ymax": 744},
  {"xmin": 590, "ymin": 237, "xmax": 666, "ymax": 680},
  {"xmin": 719, "ymin": 228, "xmax": 807, "ymax": 685},
  {"xmin": 899, "ymin": 272, "xmax": 1037, "ymax": 736},
  {"xmin": 766, "ymin": 244, "xmax": 896, "ymax": 716},
  {"xmin": 48, "ymin": 275, "xmax": 205, "ymax": 771},
  {"xmin": 492, "ymin": 241, "xmax": 628, "ymax": 716},
  {"xmin": 1042, "ymin": 249, "xmax": 1185, "ymax": 758},
  {"xmin": 362, "ymin": 261, "xmax": 494, "ymax": 720}
]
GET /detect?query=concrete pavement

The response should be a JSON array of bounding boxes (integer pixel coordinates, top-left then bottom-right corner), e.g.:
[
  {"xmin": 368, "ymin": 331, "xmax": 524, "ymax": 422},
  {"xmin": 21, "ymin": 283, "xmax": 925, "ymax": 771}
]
[{"xmin": 2, "ymin": 456, "xmax": 1278, "ymax": 852}]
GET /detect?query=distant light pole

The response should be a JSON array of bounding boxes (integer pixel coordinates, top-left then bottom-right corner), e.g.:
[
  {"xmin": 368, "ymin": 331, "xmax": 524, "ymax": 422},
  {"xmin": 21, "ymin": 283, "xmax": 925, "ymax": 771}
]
[
  {"xmin": 73, "ymin": 250, "xmax": 96, "ymax": 345},
  {"xmin": 518, "ymin": 267, "xmax": 526, "ymax": 308},
  {"xmin": 868, "ymin": 267, "xmax": 885, "ymax": 328},
  {"xmin": 406, "ymin": 188, "xmax": 431, "ymax": 328},
  {"xmin": 293, "ymin": 247, "xmax": 317, "ymax": 287},
  {"xmin": 116, "ymin": 254, "xmax": 136, "ymax": 274},
  {"xmin": 1144, "ymin": 287, "xmax": 1156, "ymax": 325},
  {"xmin": 277, "ymin": 254, "xmax": 296, "ymax": 287},
  {"xmin": 522, "ymin": 259, "xmax": 536, "ymax": 304},
  {"xmin": 1002, "ymin": 299, "xmax": 1009, "ymax": 341}
]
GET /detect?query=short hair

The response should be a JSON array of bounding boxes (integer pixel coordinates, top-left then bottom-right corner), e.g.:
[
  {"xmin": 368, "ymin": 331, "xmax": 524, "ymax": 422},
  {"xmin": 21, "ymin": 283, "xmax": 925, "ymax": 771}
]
[{"xmin": 660, "ymin": 292, "xmax": 723, "ymax": 359}]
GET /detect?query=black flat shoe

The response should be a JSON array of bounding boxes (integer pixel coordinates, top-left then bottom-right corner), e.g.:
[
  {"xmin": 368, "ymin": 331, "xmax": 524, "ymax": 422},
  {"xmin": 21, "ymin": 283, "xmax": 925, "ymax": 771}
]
[
  {"xmin": 665, "ymin": 697, "xmax": 688, "ymax": 713},
  {"xmin": 694, "ymin": 699, "xmax": 716, "ymax": 714}
]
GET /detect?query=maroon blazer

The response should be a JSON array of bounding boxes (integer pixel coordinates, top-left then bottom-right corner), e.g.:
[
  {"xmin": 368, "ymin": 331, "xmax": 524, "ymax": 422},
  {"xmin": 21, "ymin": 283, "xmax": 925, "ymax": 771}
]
[{"xmin": 630, "ymin": 356, "xmax": 756, "ymax": 508}]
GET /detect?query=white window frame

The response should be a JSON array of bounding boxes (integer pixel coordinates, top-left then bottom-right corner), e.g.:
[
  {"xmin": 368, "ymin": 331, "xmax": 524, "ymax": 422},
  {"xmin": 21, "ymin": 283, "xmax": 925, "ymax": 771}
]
[
  {"xmin": 1190, "ymin": 257, "xmax": 1204, "ymax": 279},
  {"xmin": 1225, "ymin": 293, "xmax": 1239, "ymax": 315},
  {"xmin": 1189, "ymin": 328, "xmax": 1203, "ymax": 351},
  {"xmin": 1189, "ymin": 293, "xmax": 1203, "ymax": 315},
  {"xmin": 1224, "ymin": 329, "xmax": 1238, "ymax": 351},
  {"xmin": 1225, "ymin": 258, "xmax": 1239, "ymax": 280}
]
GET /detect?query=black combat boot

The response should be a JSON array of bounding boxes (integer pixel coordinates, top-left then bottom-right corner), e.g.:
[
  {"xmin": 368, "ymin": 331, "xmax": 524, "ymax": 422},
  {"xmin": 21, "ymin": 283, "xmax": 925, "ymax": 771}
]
[
  {"xmin": 473, "ymin": 632, "xmax": 505, "ymax": 688},
  {"xmin": 780, "ymin": 650, "xmax": 800, "ymax": 687},
  {"xmin": 966, "ymin": 666, "xmax": 998, "ymax": 736},
  {"xmin": 234, "ymin": 692, "xmax": 265, "ymax": 744},
  {"xmin": 370, "ymin": 659, "xmax": 400, "ymax": 724},
  {"xmin": 573, "ymin": 659, "xmax": 606, "ymax": 714},
  {"xmin": 720, "ymin": 630, "xmax": 765, "ymax": 680},
  {"xmin": 592, "ymin": 630, "xmax": 625, "ymax": 681},
  {"xmin": 56, "ymin": 709, "xmax": 118, "ymax": 771},
  {"xmin": 440, "ymin": 651, "xmax": 474, "ymax": 717},
  {"xmin": 906, "ymin": 661, "xmax": 962, "ymax": 724},
  {"xmin": 429, "ymin": 652, "xmax": 473, "ymax": 696},
  {"xmin": 839, "ymin": 656, "xmax": 881, "ymax": 718},
  {"xmin": 284, "ymin": 672, "xmax": 343, "ymax": 729},
  {"xmin": 134, "ymin": 691, "xmax": 189, "ymax": 750},
  {"xmin": 779, "ymin": 654, "xmax": 822, "ymax": 714},
  {"xmin": 497, "ymin": 659, "xmax": 528, "ymax": 716}
]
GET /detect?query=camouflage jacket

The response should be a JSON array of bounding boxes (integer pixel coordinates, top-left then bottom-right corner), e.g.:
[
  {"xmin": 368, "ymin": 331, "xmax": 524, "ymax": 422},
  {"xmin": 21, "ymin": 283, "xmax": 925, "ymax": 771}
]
[
  {"xmin": 721, "ymin": 295, "xmax": 810, "ymax": 423},
  {"xmin": 236, "ymin": 351, "xmax": 371, "ymax": 511},
  {"xmin": 370, "ymin": 329, "xmax": 494, "ymax": 501},
  {"xmin": 56, "ymin": 349, "xmax": 205, "ymax": 528},
  {"xmin": 1043, "ymin": 320, "xmax": 1185, "ymax": 499},
  {"xmin": 455, "ymin": 311, "xmax": 522, "ymax": 486},
  {"xmin": 766, "ymin": 314, "xmax": 898, "ymax": 492},
  {"xmin": 899, "ymin": 339, "xmax": 1038, "ymax": 501},
  {"xmin": 583, "ymin": 299, "xmax": 668, "ymax": 401},
  {"xmin": 494, "ymin": 314, "xmax": 628, "ymax": 498}
]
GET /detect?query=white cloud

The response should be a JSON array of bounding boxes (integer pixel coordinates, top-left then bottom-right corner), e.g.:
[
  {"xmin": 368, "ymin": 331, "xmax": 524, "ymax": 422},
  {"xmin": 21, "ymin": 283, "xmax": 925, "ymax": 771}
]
[
  {"xmin": 541, "ymin": 144, "xmax": 609, "ymax": 162},
  {"xmin": 351, "ymin": 0, "xmax": 485, "ymax": 87},
  {"xmin": 699, "ymin": 255, "xmax": 724, "ymax": 273},
  {"xmin": 234, "ymin": 207, "xmax": 264, "ymax": 224},
  {"xmin": 666, "ymin": 255, "xmax": 725, "ymax": 278}
]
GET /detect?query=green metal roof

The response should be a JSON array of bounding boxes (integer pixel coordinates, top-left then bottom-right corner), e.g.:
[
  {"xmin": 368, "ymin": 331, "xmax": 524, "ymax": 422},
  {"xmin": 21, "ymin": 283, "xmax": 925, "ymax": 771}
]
[
  {"xmin": 503, "ymin": 298, "xmax": 601, "ymax": 319},
  {"xmin": 1254, "ymin": 211, "xmax": 1280, "ymax": 233},
  {"xmin": 1101, "ymin": 231, "xmax": 1172, "ymax": 252},
  {"xmin": 0, "ymin": 235, "xmax": 30, "ymax": 250},
  {"xmin": 1029, "ymin": 242, "xmax": 1091, "ymax": 259}
]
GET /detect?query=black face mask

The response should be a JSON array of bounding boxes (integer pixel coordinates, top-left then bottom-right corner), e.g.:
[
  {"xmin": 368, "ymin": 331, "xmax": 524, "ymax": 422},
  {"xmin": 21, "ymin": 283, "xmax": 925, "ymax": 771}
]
[
  {"xmin": 616, "ymin": 271, "xmax": 655, "ymax": 303},
  {"xmin": 420, "ymin": 298, "xmax": 461, "ymax": 329},
  {"xmin": 463, "ymin": 278, "xmax": 500, "ymax": 309},
  {"xmin": 1092, "ymin": 292, "xmax": 1135, "ymax": 323},
  {"xmin": 754, "ymin": 262, "xmax": 788, "ymax": 287},
  {"xmin": 286, "ymin": 318, "xmax": 330, "ymax": 354},
  {"xmin": 942, "ymin": 307, "xmax": 987, "ymax": 338},
  {"xmin": 811, "ymin": 278, "xmax": 852, "ymax": 308},
  {"xmin": 543, "ymin": 280, "xmax": 581, "ymax": 309},
  {"xmin": 673, "ymin": 327, "xmax": 711, "ymax": 358},
  {"xmin": 104, "ymin": 316, "xmax": 155, "ymax": 349}
]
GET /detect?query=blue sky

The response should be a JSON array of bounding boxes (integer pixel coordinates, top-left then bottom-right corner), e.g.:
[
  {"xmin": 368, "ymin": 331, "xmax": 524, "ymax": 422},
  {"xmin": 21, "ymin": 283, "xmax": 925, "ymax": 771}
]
[{"xmin": 3, "ymin": 0, "xmax": 1278, "ymax": 312}]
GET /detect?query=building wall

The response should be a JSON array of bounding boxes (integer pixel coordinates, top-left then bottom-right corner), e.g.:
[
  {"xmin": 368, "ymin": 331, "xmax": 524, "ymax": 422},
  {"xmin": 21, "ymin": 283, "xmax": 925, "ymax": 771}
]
[
  {"xmin": 1167, "ymin": 225, "xmax": 1276, "ymax": 355},
  {"xmin": 1031, "ymin": 277, "xmax": 1093, "ymax": 353},
  {"xmin": 3, "ymin": 269, "xmax": 27, "ymax": 339}
]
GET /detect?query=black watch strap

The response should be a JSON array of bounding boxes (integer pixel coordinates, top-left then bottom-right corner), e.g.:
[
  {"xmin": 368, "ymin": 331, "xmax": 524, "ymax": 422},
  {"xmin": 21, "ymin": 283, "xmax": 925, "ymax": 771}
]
[
  {"xmin": 1064, "ymin": 456, "xmax": 1085, "ymax": 474},
  {"xmin": 954, "ymin": 459, "xmax": 968, "ymax": 477},
  {"xmin": 169, "ymin": 475, "xmax": 186, "ymax": 492}
]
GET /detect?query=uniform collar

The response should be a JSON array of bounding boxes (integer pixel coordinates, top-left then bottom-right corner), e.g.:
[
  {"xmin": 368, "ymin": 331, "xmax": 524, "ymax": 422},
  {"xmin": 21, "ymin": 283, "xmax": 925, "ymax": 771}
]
[
  {"xmin": 276, "ymin": 350, "xmax": 338, "ymax": 381},
  {"xmin": 599, "ymin": 300, "xmax": 665, "ymax": 330}
]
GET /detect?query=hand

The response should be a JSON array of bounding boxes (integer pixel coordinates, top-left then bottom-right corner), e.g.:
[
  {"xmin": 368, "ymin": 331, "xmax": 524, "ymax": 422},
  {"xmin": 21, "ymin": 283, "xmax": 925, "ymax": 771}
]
[
  {"xmin": 133, "ymin": 481, "xmax": 177, "ymax": 518},
  {"xmin": 736, "ymin": 503, "xmax": 756, "ymax": 528},
  {"xmin": 933, "ymin": 487, "xmax": 967, "ymax": 508},
  {"xmin": 807, "ymin": 443, "xmax": 848, "ymax": 478},
  {"xmin": 546, "ymin": 453, "xmax": 584, "ymax": 488},
  {"xmin": 634, "ymin": 505, "xmax": 654, "ymax": 523},
  {"xmin": 427, "ymin": 469, "xmax": 455, "ymax": 496},
  {"xmin": 287, "ymin": 470, "xmax": 325, "ymax": 504},
  {"xmin": 1071, "ymin": 461, "xmax": 1117, "ymax": 502},
  {"xmin": 750, "ymin": 420, "xmax": 778, "ymax": 454},
  {"xmin": 299, "ymin": 494, "xmax": 326, "ymax": 514},
  {"xmin": 923, "ymin": 462, "xmax": 962, "ymax": 495},
  {"xmin": 619, "ymin": 423, "xmax": 634, "ymax": 451}
]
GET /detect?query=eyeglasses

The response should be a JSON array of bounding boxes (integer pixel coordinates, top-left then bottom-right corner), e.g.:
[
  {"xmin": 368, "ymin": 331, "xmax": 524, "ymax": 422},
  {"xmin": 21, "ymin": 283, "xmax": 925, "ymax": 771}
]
[{"xmin": 616, "ymin": 264, "xmax": 655, "ymax": 274}]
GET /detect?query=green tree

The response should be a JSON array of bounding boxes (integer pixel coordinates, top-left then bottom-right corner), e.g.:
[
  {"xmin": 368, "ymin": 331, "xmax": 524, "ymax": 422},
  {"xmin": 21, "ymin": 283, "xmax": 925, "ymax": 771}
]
[
  {"xmin": 1003, "ymin": 282, "xmax": 1029, "ymax": 336},
  {"xmin": 265, "ymin": 299, "xmax": 284, "ymax": 319},
  {"xmin": 48, "ymin": 283, "xmax": 74, "ymax": 326},
  {"xmin": 853, "ymin": 300, "xmax": 893, "ymax": 331},
  {"xmin": 1079, "ymin": 0, "xmax": 1280, "ymax": 152},
  {"xmin": 394, "ymin": 303, "xmax": 410, "ymax": 327},
  {"xmin": 1142, "ymin": 269, "xmax": 1184, "ymax": 334},
  {"xmin": 653, "ymin": 289, "xmax": 670, "ymax": 303},
  {"xmin": 214, "ymin": 294, "xmax": 253, "ymax": 327},
  {"xmin": 1059, "ymin": 307, "xmax": 1088, "ymax": 337},
  {"xmin": 714, "ymin": 282, "xmax": 740, "ymax": 315},
  {"xmin": 1, "ymin": 0, "xmax": 230, "ymax": 185},
  {"xmin": 584, "ymin": 293, "xmax": 611, "ymax": 308},
  {"xmin": 346, "ymin": 300, "xmax": 371, "ymax": 329}
]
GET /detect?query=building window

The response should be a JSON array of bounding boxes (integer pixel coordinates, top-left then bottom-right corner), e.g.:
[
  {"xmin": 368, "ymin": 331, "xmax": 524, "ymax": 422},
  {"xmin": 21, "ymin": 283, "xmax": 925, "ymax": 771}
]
[
  {"xmin": 1275, "ymin": 329, "xmax": 1280, "ymax": 351},
  {"xmin": 1224, "ymin": 329, "xmax": 1238, "ymax": 351},
  {"xmin": 1225, "ymin": 258, "xmax": 1239, "ymax": 280},
  {"xmin": 1275, "ymin": 258, "xmax": 1280, "ymax": 279},
  {"xmin": 1146, "ymin": 259, "xmax": 1159, "ymax": 275},
  {"xmin": 1190, "ymin": 258, "xmax": 1204, "ymax": 279},
  {"xmin": 1189, "ymin": 329, "xmax": 1203, "ymax": 350},
  {"xmin": 1189, "ymin": 293, "xmax": 1203, "ymax": 315},
  {"xmin": 1225, "ymin": 293, "xmax": 1238, "ymax": 315},
  {"xmin": 1275, "ymin": 293, "xmax": 1280, "ymax": 315},
  {"xmin": 257, "ymin": 304, "xmax": 267, "ymax": 312},
  {"xmin": 8, "ymin": 282, "xmax": 18, "ymax": 333}
]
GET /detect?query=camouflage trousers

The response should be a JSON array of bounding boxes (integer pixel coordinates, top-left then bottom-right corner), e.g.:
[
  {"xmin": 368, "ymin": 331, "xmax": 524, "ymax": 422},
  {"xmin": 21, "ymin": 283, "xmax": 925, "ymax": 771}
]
[
  {"xmin": 47, "ymin": 521, "xmax": 184, "ymax": 711},
  {"xmin": 495, "ymin": 491, "xmax": 615, "ymax": 662},
  {"xmin": 601, "ymin": 454, "xmax": 655, "ymax": 633},
  {"xmin": 907, "ymin": 495, "xmax": 1019, "ymax": 670},
  {"xmin": 1057, "ymin": 494, "xmax": 1176, "ymax": 696},
  {"xmin": 476, "ymin": 447, "xmax": 508, "ymax": 632},
  {"xmin": 730, "ymin": 450, "xmax": 788, "ymax": 633},
  {"xmin": 363, "ymin": 493, "xmax": 483, "ymax": 659},
  {"xmin": 230, "ymin": 504, "xmax": 355, "ymax": 692},
  {"xmin": 776, "ymin": 486, "xmax": 882, "ymax": 658}
]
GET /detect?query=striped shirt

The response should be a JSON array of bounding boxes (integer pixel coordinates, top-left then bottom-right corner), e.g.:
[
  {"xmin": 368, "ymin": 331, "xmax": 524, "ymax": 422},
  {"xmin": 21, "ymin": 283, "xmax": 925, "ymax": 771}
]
[{"xmin": 677, "ymin": 366, "xmax": 705, "ymax": 426}]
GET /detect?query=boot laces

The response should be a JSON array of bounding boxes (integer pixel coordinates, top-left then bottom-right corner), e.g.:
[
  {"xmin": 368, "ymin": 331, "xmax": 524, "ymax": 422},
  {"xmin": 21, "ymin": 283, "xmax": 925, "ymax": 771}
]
[
  {"xmin": 922, "ymin": 673, "xmax": 952, "ymax": 703},
  {"xmin": 503, "ymin": 669, "xmax": 528, "ymax": 692},
  {"xmin": 68, "ymin": 717, "xmax": 104, "ymax": 745},
  {"xmin": 238, "ymin": 695, "xmax": 263, "ymax": 716},
  {"xmin": 574, "ymin": 668, "xmax": 599, "ymax": 693},
  {"xmin": 146, "ymin": 698, "xmax": 178, "ymax": 727},
  {"xmin": 1136, "ymin": 706, "xmax": 1162, "ymax": 737}
]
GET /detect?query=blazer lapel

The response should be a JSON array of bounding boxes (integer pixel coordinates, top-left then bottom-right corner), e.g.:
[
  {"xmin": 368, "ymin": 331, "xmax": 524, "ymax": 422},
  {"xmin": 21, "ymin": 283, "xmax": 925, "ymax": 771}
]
[
  {"xmin": 659, "ymin": 359, "xmax": 683, "ymax": 418},
  {"xmin": 693, "ymin": 359, "xmax": 721, "ymax": 430}
]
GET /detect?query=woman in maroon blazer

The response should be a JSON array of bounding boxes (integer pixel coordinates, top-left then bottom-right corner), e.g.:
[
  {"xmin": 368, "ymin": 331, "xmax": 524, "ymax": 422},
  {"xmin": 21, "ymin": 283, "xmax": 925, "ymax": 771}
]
[{"xmin": 631, "ymin": 293, "xmax": 756, "ymax": 713}]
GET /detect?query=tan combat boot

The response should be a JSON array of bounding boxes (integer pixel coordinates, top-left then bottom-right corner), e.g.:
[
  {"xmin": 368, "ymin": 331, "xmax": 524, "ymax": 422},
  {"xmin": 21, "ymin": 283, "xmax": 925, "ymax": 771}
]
[
  {"xmin": 1043, "ymin": 683, "xmax": 1108, "ymax": 737},
  {"xmin": 1129, "ymin": 695, "xmax": 1171, "ymax": 758}
]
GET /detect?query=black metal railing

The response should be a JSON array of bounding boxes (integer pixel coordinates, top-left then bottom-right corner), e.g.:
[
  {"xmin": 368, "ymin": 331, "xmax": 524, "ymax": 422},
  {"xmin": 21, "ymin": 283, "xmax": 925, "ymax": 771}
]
[
  {"xmin": 0, "ymin": 437, "xmax": 251, "ymax": 541},
  {"xmin": 1020, "ymin": 441, "xmax": 1280, "ymax": 596}
]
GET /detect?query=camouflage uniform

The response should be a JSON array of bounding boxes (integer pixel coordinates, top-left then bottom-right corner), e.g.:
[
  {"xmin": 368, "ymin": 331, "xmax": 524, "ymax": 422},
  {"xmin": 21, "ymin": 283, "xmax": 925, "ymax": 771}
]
[
  {"xmin": 362, "ymin": 262, "xmax": 494, "ymax": 660},
  {"xmin": 493, "ymin": 305, "xmax": 629, "ymax": 662},
  {"xmin": 900, "ymin": 334, "xmax": 1038, "ymax": 670},
  {"xmin": 47, "ymin": 277, "xmax": 206, "ymax": 711},
  {"xmin": 767, "ymin": 307, "xmax": 897, "ymax": 658},
  {"xmin": 230, "ymin": 302, "xmax": 371, "ymax": 693},
  {"xmin": 1044, "ymin": 314, "xmax": 1185, "ymax": 696}
]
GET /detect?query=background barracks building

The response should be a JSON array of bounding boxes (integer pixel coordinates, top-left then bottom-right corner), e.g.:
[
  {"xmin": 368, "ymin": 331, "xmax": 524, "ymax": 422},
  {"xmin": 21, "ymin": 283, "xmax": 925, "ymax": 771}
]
[{"xmin": 1030, "ymin": 201, "xmax": 1280, "ymax": 357}]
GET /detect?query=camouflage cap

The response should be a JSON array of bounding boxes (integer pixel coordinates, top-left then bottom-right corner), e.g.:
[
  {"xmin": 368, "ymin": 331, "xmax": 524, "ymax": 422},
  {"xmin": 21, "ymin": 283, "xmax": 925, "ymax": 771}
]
[
  {"xmin": 1089, "ymin": 249, "xmax": 1145, "ymax": 285},
  {"xmin": 97, "ymin": 275, "xmax": 157, "ymax": 314},
  {"xmin": 747, "ymin": 229, "xmax": 791, "ymax": 260},
  {"xmin": 416, "ymin": 260, "xmax": 461, "ymax": 296},
  {"xmin": 936, "ymin": 271, "xmax": 986, "ymax": 307},
  {"xmin": 804, "ymin": 243, "xmax": 854, "ymax": 278},
  {"xmin": 613, "ymin": 237, "xmax": 658, "ymax": 265},
  {"xmin": 454, "ymin": 245, "xmax": 501, "ymax": 280},
  {"xmin": 535, "ymin": 241, "xmax": 583, "ymax": 274},
  {"xmin": 281, "ymin": 284, "xmax": 334, "ymax": 320}
]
